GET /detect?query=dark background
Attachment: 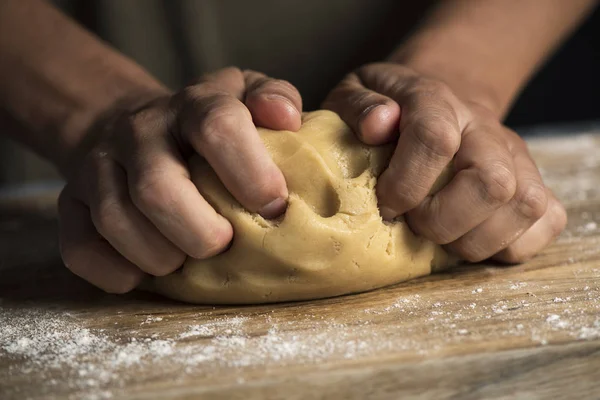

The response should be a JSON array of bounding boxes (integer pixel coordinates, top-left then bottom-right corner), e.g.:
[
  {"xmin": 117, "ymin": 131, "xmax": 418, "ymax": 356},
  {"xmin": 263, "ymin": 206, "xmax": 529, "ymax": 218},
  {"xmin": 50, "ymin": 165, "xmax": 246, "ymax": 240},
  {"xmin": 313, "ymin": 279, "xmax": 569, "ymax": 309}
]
[
  {"xmin": 505, "ymin": 5, "xmax": 600, "ymax": 127},
  {"xmin": 68, "ymin": 1, "xmax": 600, "ymax": 128},
  {"xmin": 1, "ymin": 1, "xmax": 598, "ymax": 185},
  {"xmin": 65, "ymin": 1, "xmax": 600, "ymax": 128}
]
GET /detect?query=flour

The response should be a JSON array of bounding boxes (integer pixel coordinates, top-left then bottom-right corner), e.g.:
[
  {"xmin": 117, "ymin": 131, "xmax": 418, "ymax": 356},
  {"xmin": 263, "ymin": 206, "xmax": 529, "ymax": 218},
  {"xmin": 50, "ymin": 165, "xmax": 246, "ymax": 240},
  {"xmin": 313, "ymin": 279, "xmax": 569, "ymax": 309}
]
[
  {"xmin": 141, "ymin": 316, "xmax": 163, "ymax": 325},
  {"xmin": 531, "ymin": 133, "xmax": 600, "ymax": 205},
  {"xmin": 2, "ymin": 278, "xmax": 599, "ymax": 399},
  {"xmin": 509, "ymin": 282, "xmax": 528, "ymax": 290}
]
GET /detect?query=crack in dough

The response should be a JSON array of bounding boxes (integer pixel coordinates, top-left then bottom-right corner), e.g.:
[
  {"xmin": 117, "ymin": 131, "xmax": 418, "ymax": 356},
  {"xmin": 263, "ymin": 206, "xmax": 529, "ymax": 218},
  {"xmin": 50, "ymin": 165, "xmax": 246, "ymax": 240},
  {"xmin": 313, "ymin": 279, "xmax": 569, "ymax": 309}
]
[{"xmin": 153, "ymin": 111, "xmax": 454, "ymax": 304}]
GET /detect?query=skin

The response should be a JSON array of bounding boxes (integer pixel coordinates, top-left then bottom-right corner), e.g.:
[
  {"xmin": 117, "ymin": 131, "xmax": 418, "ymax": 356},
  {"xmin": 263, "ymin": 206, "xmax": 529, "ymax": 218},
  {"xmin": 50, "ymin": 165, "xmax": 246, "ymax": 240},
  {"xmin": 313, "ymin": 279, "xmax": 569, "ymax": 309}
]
[
  {"xmin": 324, "ymin": 64, "xmax": 565, "ymax": 263},
  {"xmin": 0, "ymin": 0, "xmax": 597, "ymax": 293},
  {"xmin": 59, "ymin": 68, "xmax": 302, "ymax": 292},
  {"xmin": 324, "ymin": 0, "xmax": 597, "ymax": 262}
]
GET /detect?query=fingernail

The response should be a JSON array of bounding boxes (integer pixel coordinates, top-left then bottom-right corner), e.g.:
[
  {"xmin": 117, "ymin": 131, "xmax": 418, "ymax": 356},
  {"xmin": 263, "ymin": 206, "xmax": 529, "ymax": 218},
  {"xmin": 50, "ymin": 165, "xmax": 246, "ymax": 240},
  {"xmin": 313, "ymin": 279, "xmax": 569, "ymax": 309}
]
[
  {"xmin": 379, "ymin": 206, "xmax": 397, "ymax": 221},
  {"xmin": 259, "ymin": 197, "xmax": 288, "ymax": 219}
]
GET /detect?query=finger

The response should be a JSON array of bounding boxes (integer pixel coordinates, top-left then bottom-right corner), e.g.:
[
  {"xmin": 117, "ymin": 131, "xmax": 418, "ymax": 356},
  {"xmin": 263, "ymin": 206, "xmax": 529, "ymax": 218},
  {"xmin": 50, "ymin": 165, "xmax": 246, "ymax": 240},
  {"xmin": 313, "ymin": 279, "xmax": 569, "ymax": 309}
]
[
  {"xmin": 445, "ymin": 142, "xmax": 548, "ymax": 261},
  {"xmin": 493, "ymin": 190, "xmax": 567, "ymax": 263},
  {"xmin": 117, "ymin": 108, "xmax": 234, "ymax": 259},
  {"xmin": 85, "ymin": 153, "xmax": 186, "ymax": 276},
  {"xmin": 195, "ymin": 66, "xmax": 248, "ymax": 96},
  {"xmin": 177, "ymin": 70, "xmax": 288, "ymax": 218},
  {"xmin": 354, "ymin": 65, "xmax": 464, "ymax": 218},
  {"xmin": 406, "ymin": 123, "xmax": 517, "ymax": 244},
  {"xmin": 322, "ymin": 72, "xmax": 400, "ymax": 145},
  {"xmin": 58, "ymin": 188, "xmax": 145, "ymax": 294},
  {"xmin": 374, "ymin": 81, "xmax": 463, "ymax": 219},
  {"xmin": 243, "ymin": 70, "xmax": 302, "ymax": 131}
]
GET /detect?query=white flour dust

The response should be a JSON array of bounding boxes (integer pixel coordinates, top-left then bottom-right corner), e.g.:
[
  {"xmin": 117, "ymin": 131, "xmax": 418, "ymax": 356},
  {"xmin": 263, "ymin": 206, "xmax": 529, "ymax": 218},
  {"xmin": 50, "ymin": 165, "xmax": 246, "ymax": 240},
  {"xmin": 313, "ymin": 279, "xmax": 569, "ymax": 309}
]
[
  {"xmin": 2, "ymin": 276, "xmax": 600, "ymax": 400},
  {"xmin": 3, "ymin": 132, "xmax": 600, "ymax": 399},
  {"xmin": 532, "ymin": 133, "xmax": 600, "ymax": 204}
]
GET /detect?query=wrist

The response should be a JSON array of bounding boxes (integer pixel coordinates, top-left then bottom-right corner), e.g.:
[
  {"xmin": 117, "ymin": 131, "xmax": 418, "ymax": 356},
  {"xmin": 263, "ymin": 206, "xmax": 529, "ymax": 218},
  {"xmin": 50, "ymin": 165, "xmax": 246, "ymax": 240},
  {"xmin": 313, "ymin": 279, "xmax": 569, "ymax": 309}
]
[
  {"xmin": 388, "ymin": 0, "xmax": 597, "ymax": 121},
  {"xmin": 56, "ymin": 84, "xmax": 171, "ymax": 178},
  {"xmin": 0, "ymin": 0, "xmax": 173, "ymax": 178},
  {"xmin": 389, "ymin": 31, "xmax": 506, "ymax": 119}
]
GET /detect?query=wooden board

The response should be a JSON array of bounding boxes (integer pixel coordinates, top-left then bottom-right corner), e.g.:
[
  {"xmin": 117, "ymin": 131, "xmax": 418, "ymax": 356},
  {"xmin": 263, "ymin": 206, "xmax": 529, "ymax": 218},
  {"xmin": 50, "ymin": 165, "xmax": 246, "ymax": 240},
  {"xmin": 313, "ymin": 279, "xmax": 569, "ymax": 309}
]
[{"xmin": 1, "ymin": 130, "xmax": 600, "ymax": 400}]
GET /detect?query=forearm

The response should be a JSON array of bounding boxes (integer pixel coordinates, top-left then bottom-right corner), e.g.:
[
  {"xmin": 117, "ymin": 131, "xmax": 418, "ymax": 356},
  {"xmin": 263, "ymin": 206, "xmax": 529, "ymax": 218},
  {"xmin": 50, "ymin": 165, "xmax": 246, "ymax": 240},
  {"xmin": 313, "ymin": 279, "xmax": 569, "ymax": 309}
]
[
  {"xmin": 391, "ymin": 0, "xmax": 598, "ymax": 118},
  {"xmin": 0, "ymin": 0, "xmax": 169, "ymax": 176}
]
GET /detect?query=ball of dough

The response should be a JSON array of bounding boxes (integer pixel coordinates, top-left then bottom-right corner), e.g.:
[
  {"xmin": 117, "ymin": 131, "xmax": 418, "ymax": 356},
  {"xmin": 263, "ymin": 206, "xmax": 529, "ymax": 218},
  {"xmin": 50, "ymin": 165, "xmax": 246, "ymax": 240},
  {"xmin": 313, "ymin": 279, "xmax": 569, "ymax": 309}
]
[{"xmin": 153, "ymin": 110, "xmax": 453, "ymax": 304}]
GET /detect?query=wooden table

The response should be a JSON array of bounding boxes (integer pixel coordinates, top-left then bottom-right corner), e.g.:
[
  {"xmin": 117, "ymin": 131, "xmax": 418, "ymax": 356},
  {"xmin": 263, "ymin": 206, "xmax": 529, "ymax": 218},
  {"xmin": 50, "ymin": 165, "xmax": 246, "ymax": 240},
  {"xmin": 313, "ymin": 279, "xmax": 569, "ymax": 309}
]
[{"xmin": 1, "ymin": 128, "xmax": 600, "ymax": 400}]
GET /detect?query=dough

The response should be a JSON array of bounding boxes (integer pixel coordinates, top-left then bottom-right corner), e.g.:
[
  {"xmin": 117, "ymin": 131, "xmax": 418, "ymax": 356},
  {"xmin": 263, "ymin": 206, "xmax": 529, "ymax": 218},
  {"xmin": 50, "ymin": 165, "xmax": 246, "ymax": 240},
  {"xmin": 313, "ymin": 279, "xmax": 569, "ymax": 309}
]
[{"xmin": 153, "ymin": 110, "xmax": 453, "ymax": 304}]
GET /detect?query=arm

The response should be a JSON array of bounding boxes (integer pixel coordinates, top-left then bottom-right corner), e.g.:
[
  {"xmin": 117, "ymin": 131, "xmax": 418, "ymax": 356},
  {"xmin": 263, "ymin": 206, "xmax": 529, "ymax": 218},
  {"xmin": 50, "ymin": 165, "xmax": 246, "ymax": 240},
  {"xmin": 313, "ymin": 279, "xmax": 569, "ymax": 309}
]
[
  {"xmin": 0, "ymin": 0, "xmax": 169, "ymax": 176},
  {"xmin": 392, "ymin": 0, "xmax": 598, "ymax": 118},
  {"xmin": 0, "ymin": 0, "xmax": 302, "ymax": 292},
  {"xmin": 325, "ymin": 0, "xmax": 597, "ymax": 263}
]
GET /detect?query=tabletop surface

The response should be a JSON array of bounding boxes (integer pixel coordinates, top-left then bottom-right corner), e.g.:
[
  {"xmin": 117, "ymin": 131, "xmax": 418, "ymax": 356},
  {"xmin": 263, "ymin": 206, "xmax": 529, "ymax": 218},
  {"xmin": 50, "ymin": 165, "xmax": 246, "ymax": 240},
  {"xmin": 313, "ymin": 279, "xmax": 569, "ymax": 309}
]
[{"xmin": 1, "ymin": 129, "xmax": 600, "ymax": 400}]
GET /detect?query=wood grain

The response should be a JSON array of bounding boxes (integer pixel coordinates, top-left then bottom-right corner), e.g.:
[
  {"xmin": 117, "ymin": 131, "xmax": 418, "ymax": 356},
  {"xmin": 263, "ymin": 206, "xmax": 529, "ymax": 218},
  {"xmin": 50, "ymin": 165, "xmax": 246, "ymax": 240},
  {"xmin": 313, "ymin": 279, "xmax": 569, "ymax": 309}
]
[{"xmin": 1, "ymin": 131, "xmax": 600, "ymax": 400}]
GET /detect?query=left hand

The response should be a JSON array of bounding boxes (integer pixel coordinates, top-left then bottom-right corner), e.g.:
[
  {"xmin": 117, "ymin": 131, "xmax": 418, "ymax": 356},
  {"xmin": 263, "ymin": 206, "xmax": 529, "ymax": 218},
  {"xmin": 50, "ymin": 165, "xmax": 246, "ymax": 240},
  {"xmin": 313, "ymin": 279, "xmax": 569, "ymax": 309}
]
[{"xmin": 324, "ymin": 63, "xmax": 567, "ymax": 263}]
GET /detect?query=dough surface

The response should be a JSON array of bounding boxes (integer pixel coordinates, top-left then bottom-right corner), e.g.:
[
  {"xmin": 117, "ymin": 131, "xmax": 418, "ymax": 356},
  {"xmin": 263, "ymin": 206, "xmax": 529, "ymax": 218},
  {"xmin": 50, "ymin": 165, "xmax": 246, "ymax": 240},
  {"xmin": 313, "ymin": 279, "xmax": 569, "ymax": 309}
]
[{"xmin": 153, "ymin": 110, "xmax": 452, "ymax": 304}]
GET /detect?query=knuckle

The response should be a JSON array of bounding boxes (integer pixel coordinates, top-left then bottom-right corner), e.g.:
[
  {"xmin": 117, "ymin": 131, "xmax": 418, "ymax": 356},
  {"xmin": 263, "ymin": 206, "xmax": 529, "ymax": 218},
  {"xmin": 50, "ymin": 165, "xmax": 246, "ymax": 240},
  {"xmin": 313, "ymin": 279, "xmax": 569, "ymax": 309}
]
[
  {"xmin": 126, "ymin": 108, "xmax": 164, "ymax": 143},
  {"xmin": 105, "ymin": 273, "xmax": 141, "ymax": 294},
  {"xmin": 180, "ymin": 85, "xmax": 202, "ymax": 103},
  {"xmin": 340, "ymin": 71, "xmax": 359, "ymax": 88},
  {"xmin": 221, "ymin": 66, "xmax": 243, "ymax": 77},
  {"xmin": 465, "ymin": 253, "xmax": 486, "ymax": 263},
  {"xmin": 389, "ymin": 180, "xmax": 427, "ymax": 211},
  {"xmin": 180, "ymin": 85, "xmax": 226, "ymax": 109},
  {"xmin": 93, "ymin": 197, "xmax": 124, "ymax": 237},
  {"xmin": 514, "ymin": 182, "xmax": 548, "ymax": 220},
  {"xmin": 195, "ymin": 67, "xmax": 243, "ymax": 86},
  {"xmin": 426, "ymin": 227, "xmax": 455, "ymax": 246},
  {"xmin": 181, "ymin": 88, "xmax": 246, "ymax": 146},
  {"xmin": 260, "ymin": 78, "xmax": 297, "ymax": 95},
  {"xmin": 433, "ymin": 228, "xmax": 457, "ymax": 246},
  {"xmin": 355, "ymin": 63, "xmax": 379, "ymax": 80},
  {"xmin": 498, "ymin": 247, "xmax": 527, "ymax": 264},
  {"xmin": 127, "ymin": 115, "xmax": 146, "ymax": 139},
  {"xmin": 147, "ymin": 250, "xmax": 187, "ymax": 277},
  {"xmin": 399, "ymin": 192, "xmax": 423, "ymax": 212},
  {"xmin": 356, "ymin": 62, "xmax": 381, "ymax": 75},
  {"xmin": 387, "ymin": 74, "xmax": 417, "ymax": 97},
  {"xmin": 412, "ymin": 118, "xmax": 461, "ymax": 158},
  {"xmin": 351, "ymin": 90, "xmax": 384, "ymax": 111},
  {"xmin": 131, "ymin": 173, "xmax": 172, "ymax": 212},
  {"xmin": 550, "ymin": 200, "xmax": 568, "ymax": 236},
  {"xmin": 407, "ymin": 211, "xmax": 455, "ymax": 245},
  {"xmin": 424, "ymin": 220, "xmax": 456, "ymax": 245},
  {"xmin": 460, "ymin": 247, "xmax": 487, "ymax": 263},
  {"xmin": 413, "ymin": 78, "xmax": 453, "ymax": 98},
  {"xmin": 199, "ymin": 108, "xmax": 241, "ymax": 145},
  {"xmin": 356, "ymin": 63, "xmax": 412, "ymax": 89},
  {"xmin": 477, "ymin": 164, "xmax": 517, "ymax": 205},
  {"xmin": 195, "ymin": 226, "xmax": 233, "ymax": 259}
]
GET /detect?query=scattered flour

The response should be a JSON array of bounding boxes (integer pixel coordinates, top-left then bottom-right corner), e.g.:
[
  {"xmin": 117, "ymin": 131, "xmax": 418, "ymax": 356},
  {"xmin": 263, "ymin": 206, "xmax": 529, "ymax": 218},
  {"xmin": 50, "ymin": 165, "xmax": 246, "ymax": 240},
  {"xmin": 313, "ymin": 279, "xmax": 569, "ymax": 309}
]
[
  {"xmin": 141, "ymin": 316, "xmax": 163, "ymax": 325},
  {"xmin": 3, "ymin": 131, "xmax": 600, "ymax": 399},
  {"xmin": 509, "ymin": 282, "xmax": 528, "ymax": 290},
  {"xmin": 532, "ymin": 133, "xmax": 600, "ymax": 206},
  {"xmin": 2, "ymin": 278, "xmax": 599, "ymax": 399}
]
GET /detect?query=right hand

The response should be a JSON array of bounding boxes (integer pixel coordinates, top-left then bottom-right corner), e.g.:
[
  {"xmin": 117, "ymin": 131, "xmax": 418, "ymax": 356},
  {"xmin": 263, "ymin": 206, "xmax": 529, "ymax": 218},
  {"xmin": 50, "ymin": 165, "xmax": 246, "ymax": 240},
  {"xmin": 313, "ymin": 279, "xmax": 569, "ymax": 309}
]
[
  {"xmin": 58, "ymin": 67, "xmax": 302, "ymax": 293},
  {"xmin": 324, "ymin": 63, "xmax": 567, "ymax": 264}
]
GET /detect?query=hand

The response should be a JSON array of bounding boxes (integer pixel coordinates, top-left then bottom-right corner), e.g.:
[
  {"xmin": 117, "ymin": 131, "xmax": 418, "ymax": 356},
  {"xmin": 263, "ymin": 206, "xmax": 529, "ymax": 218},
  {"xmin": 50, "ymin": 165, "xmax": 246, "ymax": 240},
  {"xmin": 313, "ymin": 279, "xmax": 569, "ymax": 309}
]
[
  {"xmin": 324, "ymin": 63, "xmax": 567, "ymax": 263},
  {"xmin": 58, "ymin": 67, "xmax": 302, "ymax": 293}
]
